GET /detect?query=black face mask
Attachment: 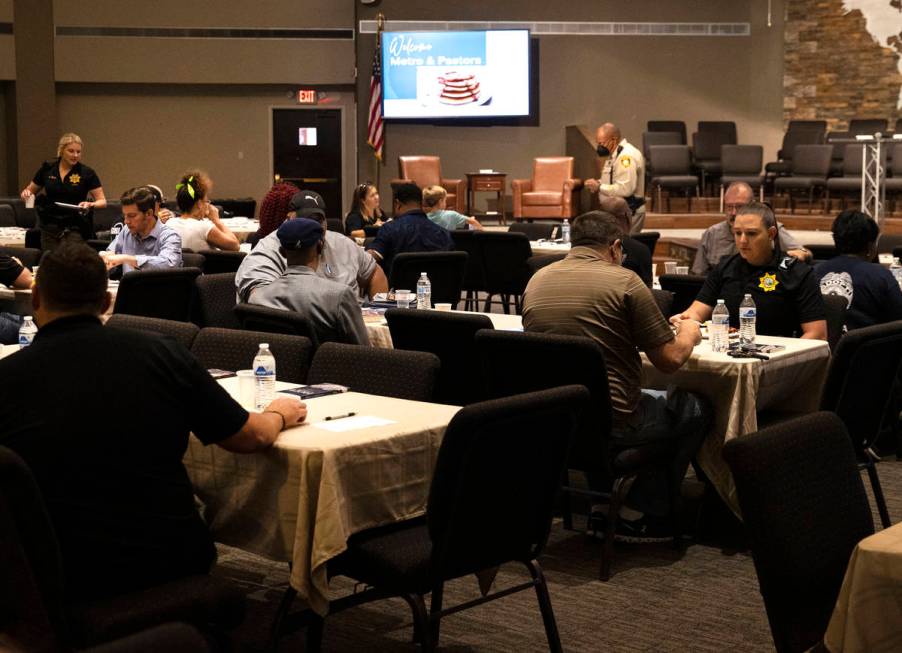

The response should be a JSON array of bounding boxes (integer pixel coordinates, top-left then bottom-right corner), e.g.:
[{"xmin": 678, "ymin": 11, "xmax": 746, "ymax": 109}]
[{"xmin": 596, "ymin": 144, "xmax": 611, "ymax": 158}]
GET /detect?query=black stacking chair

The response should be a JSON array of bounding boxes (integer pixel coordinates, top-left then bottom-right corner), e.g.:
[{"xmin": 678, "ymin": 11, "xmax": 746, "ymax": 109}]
[
  {"xmin": 698, "ymin": 120, "xmax": 737, "ymax": 144},
  {"xmin": 196, "ymin": 249, "xmax": 246, "ymax": 274},
  {"xmin": 825, "ymin": 144, "xmax": 865, "ymax": 210},
  {"xmin": 723, "ymin": 413, "xmax": 874, "ymax": 653},
  {"xmin": 773, "ymin": 144, "xmax": 833, "ymax": 213},
  {"xmin": 307, "ymin": 342, "xmax": 440, "ymax": 401},
  {"xmin": 821, "ymin": 293, "xmax": 847, "ymax": 352},
  {"xmin": 475, "ymin": 231, "xmax": 532, "ymax": 314},
  {"xmin": 191, "ymin": 327, "xmax": 312, "ymax": 384},
  {"xmin": 848, "ymin": 118, "xmax": 887, "ymax": 137},
  {"xmin": 508, "ymin": 221, "xmax": 557, "ymax": 241},
  {"xmin": 765, "ymin": 128, "xmax": 825, "ymax": 178},
  {"xmin": 476, "ymin": 330, "xmax": 685, "ymax": 581},
  {"xmin": 720, "ymin": 145, "xmax": 764, "ymax": 208},
  {"xmin": 388, "ymin": 251, "xmax": 468, "ymax": 309},
  {"xmin": 0, "ymin": 245, "xmax": 42, "ymax": 270},
  {"xmin": 819, "ymin": 320, "xmax": 902, "ymax": 528},
  {"xmin": 646, "ymin": 120, "xmax": 687, "ymax": 144},
  {"xmin": 527, "ymin": 253, "xmax": 567, "ymax": 278},
  {"xmin": 105, "ymin": 314, "xmax": 200, "ymax": 350},
  {"xmin": 1, "ymin": 198, "xmax": 38, "ymax": 228},
  {"xmin": 659, "ymin": 273, "xmax": 706, "ymax": 315},
  {"xmin": 386, "ymin": 308, "xmax": 493, "ymax": 406},
  {"xmin": 234, "ymin": 303, "xmax": 320, "ymax": 347},
  {"xmin": 0, "ymin": 446, "xmax": 246, "ymax": 650},
  {"xmin": 113, "ymin": 267, "xmax": 202, "ymax": 322},
  {"xmin": 630, "ymin": 231, "xmax": 660, "ymax": 257},
  {"xmin": 180, "ymin": 252, "xmax": 206, "ymax": 270},
  {"xmin": 643, "ymin": 131, "xmax": 684, "ymax": 188},
  {"xmin": 450, "ymin": 230, "xmax": 485, "ymax": 311},
  {"xmin": 326, "ymin": 218, "xmax": 344, "ymax": 234},
  {"xmin": 648, "ymin": 145, "xmax": 699, "ymax": 212},
  {"xmin": 787, "ymin": 119, "xmax": 827, "ymax": 133},
  {"xmin": 85, "ymin": 623, "xmax": 212, "ymax": 652},
  {"xmin": 877, "ymin": 232, "xmax": 902, "ymax": 255},
  {"xmin": 652, "ymin": 288, "xmax": 674, "ymax": 317},
  {"xmin": 194, "ymin": 272, "xmax": 240, "ymax": 329},
  {"xmin": 806, "ymin": 244, "xmax": 838, "ymax": 263},
  {"xmin": 692, "ymin": 130, "xmax": 728, "ymax": 195},
  {"xmin": 0, "ymin": 204, "xmax": 15, "ymax": 227},
  {"xmin": 214, "ymin": 197, "xmax": 256, "ymax": 219},
  {"xmin": 306, "ymin": 386, "xmax": 589, "ymax": 653}
]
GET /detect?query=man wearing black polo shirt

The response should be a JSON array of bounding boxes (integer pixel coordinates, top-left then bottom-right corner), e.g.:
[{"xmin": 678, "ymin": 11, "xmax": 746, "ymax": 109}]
[
  {"xmin": 0, "ymin": 244, "xmax": 306, "ymax": 600},
  {"xmin": 366, "ymin": 183, "xmax": 453, "ymax": 274},
  {"xmin": 675, "ymin": 201, "xmax": 827, "ymax": 339}
]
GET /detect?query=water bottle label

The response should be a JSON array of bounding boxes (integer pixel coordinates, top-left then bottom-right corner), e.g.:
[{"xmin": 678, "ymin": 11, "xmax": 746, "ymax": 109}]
[
  {"xmin": 713, "ymin": 315, "xmax": 729, "ymax": 325},
  {"xmin": 18, "ymin": 334, "xmax": 32, "ymax": 347},
  {"xmin": 739, "ymin": 308, "xmax": 756, "ymax": 319}
]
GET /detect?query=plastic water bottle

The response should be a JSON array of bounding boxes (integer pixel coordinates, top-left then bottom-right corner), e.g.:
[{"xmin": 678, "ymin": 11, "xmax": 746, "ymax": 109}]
[
  {"xmin": 561, "ymin": 218, "xmax": 571, "ymax": 244},
  {"xmin": 18, "ymin": 316, "xmax": 37, "ymax": 348},
  {"xmin": 417, "ymin": 272, "xmax": 432, "ymax": 310},
  {"xmin": 711, "ymin": 300, "xmax": 730, "ymax": 353},
  {"xmin": 253, "ymin": 343, "xmax": 276, "ymax": 410},
  {"xmin": 739, "ymin": 293, "xmax": 757, "ymax": 347},
  {"xmin": 892, "ymin": 257, "xmax": 902, "ymax": 290}
]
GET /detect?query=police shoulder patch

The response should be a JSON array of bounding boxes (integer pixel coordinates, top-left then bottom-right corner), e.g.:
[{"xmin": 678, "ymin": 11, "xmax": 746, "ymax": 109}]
[
  {"xmin": 620, "ymin": 156, "xmax": 631, "ymax": 168},
  {"xmin": 779, "ymin": 256, "xmax": 796, "ymax": 270}
]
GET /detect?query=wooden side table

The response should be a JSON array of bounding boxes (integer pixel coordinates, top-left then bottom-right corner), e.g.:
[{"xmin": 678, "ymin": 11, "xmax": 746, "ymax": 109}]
[{"xmin": 466, "ymin": 172, "xmax": 507, "ymax": 225}]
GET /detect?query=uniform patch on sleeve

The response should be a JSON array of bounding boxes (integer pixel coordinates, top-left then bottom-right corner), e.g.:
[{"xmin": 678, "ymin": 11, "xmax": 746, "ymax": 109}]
[{"xmin": 620, "ymin": 157, "xmax": 631, "ymax": 168}]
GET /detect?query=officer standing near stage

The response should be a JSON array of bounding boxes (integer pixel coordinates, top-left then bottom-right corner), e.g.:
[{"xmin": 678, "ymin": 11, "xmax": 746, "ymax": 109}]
[{"xmin": 585, "ymin": 122, "xmax": 646, "ymax": 232}]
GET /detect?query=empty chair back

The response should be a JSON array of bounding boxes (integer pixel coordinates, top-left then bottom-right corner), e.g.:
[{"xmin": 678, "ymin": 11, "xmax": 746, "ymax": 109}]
[
  {"xmin": 0, "ymin": 204, "xmax": 15, "ymax": 227},
  {"xmin": 388, "ymin": 251, "xmax": 468, "ymax": 308},
  {"xmin": 723, "ymin": 413, "xmax": 874, "ymax": 653},
  {"xmin": 821, "ymin": 293, "xmax": 847, "ymax": 352},
  {"xmin": 721, "ymin": 145, "xmax": 763, "ymax": 175},
  {"xmin": 848, "ymin": 118, "xmax": 887, "ymax": 136},
  {"xmin": 697, "ymin": 121, "xmax": 737, "ymax": 144},
  {"xmin": 0, "ymin": 246, "xmax": 41, "ymax": 270},
  {"xmin": 659, "ymin": 273, "xmax": 706, "ymax": 314},
  {"xmin": 508, "ymin": 221, "xmax": 556, "ymax": 241},
  {"xmin": 779, "ymin": 129, "xmax": 824, "ymax": 160},
  {"xmin": 642, "ymin": 131, "xmax": 683, "ymax": 163},
  {"xmin": 191, "ymin": 327, "xmax": 312, "ymax": 384},
  {"xmin": 651, "ymin": 288, "xmax": 674, "ymax": 316},
  {"xmin": 91, "ymin": 203, "xmax": 121, "ymax": 235},
  {"xmin": 790, "ymin": 145, "xmax": 833, "ymax": 177},
  {"xmin": 806, "ymin": 244, "xmax": 837, "ymax": 262},
  {"xmin": 787, "ymin": 119, "xmax": 827, "ymax": 134},
  {"xmin": 890, "ymin": 143, "xmax": 902, "ymax": 177},
  {"xmin": 692, "ymin": 130, "xmax": 728, "ymax": 160},
  {"xmin": 476, "ymin": 230, "xmax": 533, "ymax": 297},
  {"xmin": 194, "ymin": 272, "xmax": 240, "ymax": 329},
  {"xmin": 648, "ymin": 145, "xmax": 693, "ymax": 175},
  {"xmin": 840, "ymin": 144, "xmax": 864, "ymax": 176},
  {"xmin": 646, "ymin": 121, "xmax": 687, "ymax": 144},
  {"xmin": 105, "ymin": 314, "xmax": 200, "ymax": 350},
  {"xmin": 233, "ymin": 303, "xmax": 319, "ymax": 347},
  {"xmin": 112, "ymin": 267, "xmax": 202, "ymax": 322},
  {"xmin": 326, "ymin": 218, "xmax": 343, "ymax": 233},
  {"xmin": 630, "ymin": 231, "xmax": 660, "ymax": 256},
  {"xmin": 2, "ymin": 199, "xmax": 37, "ymax": 228},
  {"xmin": 450, "ymin": 230, "xmax": 485, "ymax": 293},
  {"xmin": 876, "ymin": 232, "xmax": 902, "ymax": 255},
  {"xmin": 196, "ymin": 250, "xmax": 246, "ymax": 275},
  {"xmin": 308, "ymin": 341, "xmax": 440, "ymax": 401},
  {"xmin": 385, "ymin": 308, "xmax": 493, "ymax": 405},
  {"xmin": 214, "ymin": 198, "xmax": 256, "ymax": 219},
  {"xmin": 181, "ymin": 252, "xmax": 206, "ymax": 270},
  {"xmin": 427, "ymin": 386, "xmax": 588, "ymax": 575}
]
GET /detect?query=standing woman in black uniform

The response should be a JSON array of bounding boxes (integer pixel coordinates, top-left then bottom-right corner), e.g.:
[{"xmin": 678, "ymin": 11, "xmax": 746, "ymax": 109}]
[{"xmin": 19, "ymin": 133, "xmax": 107, "ymax": 252}]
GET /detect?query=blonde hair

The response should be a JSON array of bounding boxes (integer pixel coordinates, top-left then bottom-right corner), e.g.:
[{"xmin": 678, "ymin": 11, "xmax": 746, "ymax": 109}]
[
  {"xmin": 422, "ymin": 185, "xmax": 447, "ymax": 209},
  {"xmin": 57, "ymin": 133, "xmax": 83, "ymax": 157}
]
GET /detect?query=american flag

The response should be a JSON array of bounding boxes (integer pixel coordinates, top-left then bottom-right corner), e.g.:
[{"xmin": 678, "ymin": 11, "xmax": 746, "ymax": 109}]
[{"xmin": 366, "ymin": 32, "xmax": 384, "ymax": 161}]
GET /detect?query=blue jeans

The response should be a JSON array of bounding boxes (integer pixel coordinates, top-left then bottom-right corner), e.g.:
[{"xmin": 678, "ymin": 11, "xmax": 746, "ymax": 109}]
[
  {"xmin": 610, "ymin": 388, "xmax": 712, "ymax": 517},
  {"xmin": 0, "ymin": 312, "xmax": 23, "ymax": 345}
]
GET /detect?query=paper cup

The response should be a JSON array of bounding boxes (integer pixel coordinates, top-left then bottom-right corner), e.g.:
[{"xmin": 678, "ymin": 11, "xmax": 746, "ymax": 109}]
[
  {"xmin": 676, "ymin": 266, "xmax": 689, "ymax": 275},
  {"xmin": 664, "ymin": 261, "xmax": 678, "ymax": 275},
  {"xmin": 237, "ymin": 370, "xmax": 255, "ymax": 409},
  {"xmin": 25, "ymin": 195, "xmax": 35, "ymax": 209},
  {"xmin": 434, "ymin": 303, "xmax": 452, "ymax": 311}
]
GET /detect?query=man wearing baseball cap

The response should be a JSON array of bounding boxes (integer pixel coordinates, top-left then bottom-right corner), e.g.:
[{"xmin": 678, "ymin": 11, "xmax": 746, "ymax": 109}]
[
  {"xmin": 249, "ymin": 218, "xmax": 369, "ymax": 346},
  {"xmin": 236, "ymin": 190, "xmax": 387, "ymax": 302}
]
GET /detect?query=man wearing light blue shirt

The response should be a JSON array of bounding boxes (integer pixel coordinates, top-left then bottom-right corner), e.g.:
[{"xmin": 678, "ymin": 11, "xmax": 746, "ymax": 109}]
[{"xmin": 101, "ymin": 186, "xmax": 182, "ymax": 274}]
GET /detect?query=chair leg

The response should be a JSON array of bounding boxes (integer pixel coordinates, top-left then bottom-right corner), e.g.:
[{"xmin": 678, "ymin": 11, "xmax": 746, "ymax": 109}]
[
  {"xmin": 429, "ymin": 583, "xmax": 444, "ymax": 646},
  {"xmin": 525, "ymin": 559, "xmax": 563, "ymax": 653},
  {"xmin": 501, "ymin": 294, "xmax": 511, "ymax": 314},
  {"xmin": 669, "ymin": 464, "xmax": 683, "ymax": 551},
  {"xmin": 600, "ymin": 476, "xmax": 628, "ymax": 581},
  {"xmin": 483, "ymin": 294, "xmax": 493, "ymax": 313},
  {"xmin": 561, "ymin": 469, "xmax": 574, "ymax": 530},
  {"xmin": 268, "ymin": 586, "xmax": 298, "ymax": 652},
  {"xmin": 865, "ymin": 459, "xmax": 892, "ymax": 528},
  {"xmin": 401, "ymin": 593, "xmax": 433, "ymax": 652}
]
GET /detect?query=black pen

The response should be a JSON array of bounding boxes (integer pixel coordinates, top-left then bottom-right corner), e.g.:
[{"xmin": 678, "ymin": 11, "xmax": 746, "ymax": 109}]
[{"xmin": 324, "ymin": 412, "xmax": 356, "ymax": 421}]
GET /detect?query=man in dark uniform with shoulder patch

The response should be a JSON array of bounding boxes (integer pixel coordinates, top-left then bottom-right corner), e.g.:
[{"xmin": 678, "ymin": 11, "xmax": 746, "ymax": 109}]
[{"xmin": 675, "ymin": 201, "xmax": 827, "ymax": 340}]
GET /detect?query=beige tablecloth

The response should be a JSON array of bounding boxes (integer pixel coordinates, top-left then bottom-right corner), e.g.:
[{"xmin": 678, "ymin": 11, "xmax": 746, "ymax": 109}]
[
  {"xmin": 220, "ymin": 217, "xmax": 259, "ymax": 243},
  {"xmin": 825, "ymin": 523, "xmax": 902, "ymax": 653},
  {"xmin": 641, "ymin": 335, "xmax": 831, "ymax": 513},
  {"xmin": 1, "ymin": 283, "xmax": 117, "ymax": 318},
  {"xmin": 530, "ymin": 240, "xmax": 570, "ymax": 257},
  {"xmin": 183, "ymin": 380, "xmax": 460, "ymax": 615},
  {"xmin": 366, "ymin": 309, "xmax": 523, "ymax": 349},
  {"xmin": 0, "ymin": 227, "xmax": 26, "ymax": 247}
]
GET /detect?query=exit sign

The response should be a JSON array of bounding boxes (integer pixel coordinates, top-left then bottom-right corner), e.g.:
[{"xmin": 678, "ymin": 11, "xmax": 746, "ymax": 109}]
[{"xmin": 297, "ymin": 89, "xmax": 317, "ymax": 104}]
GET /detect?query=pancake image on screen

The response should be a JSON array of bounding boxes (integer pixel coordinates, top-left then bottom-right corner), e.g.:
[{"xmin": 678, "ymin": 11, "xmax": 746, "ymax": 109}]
[{"xmin": 438, "ymin": 71, "xmax": 481, "ymax": 105}]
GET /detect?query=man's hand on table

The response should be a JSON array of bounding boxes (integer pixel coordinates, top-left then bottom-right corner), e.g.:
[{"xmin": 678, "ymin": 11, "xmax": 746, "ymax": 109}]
[
  {"xmin": 266, "ymin": 396, "xmax": 307, "ymax": 429},
  {"xmin": 674, "ymin": 317, "xmax": 703, "ymax": 346}
]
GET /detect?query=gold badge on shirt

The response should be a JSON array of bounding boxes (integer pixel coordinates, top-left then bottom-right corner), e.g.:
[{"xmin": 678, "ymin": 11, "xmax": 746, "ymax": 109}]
[
  {"xmin": 621, "ymin": 157, "xmax": 631, "ymax": 168},
  {"xmin": 69, "ymin": 174, "xmax": 81, "ymax": 184},
  {"xmin": 758, "ymin": 272, "xmax": 779, "ymax": 292}
]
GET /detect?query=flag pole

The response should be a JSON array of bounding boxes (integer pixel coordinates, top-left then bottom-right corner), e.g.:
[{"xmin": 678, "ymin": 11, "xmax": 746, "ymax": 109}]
[{"xmin": 375, "ymin": 13, "xmax": 384, "ymax": 189}]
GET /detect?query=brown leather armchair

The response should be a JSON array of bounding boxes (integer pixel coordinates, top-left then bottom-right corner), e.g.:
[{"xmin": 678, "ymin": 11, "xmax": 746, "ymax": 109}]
[
  {"xmin": 391, "ymin": 156, "xmax": 467, "ymax": 212},
  {"xmin": 511, "ymin": 157, "xmax": 582, "ymax": 220}
]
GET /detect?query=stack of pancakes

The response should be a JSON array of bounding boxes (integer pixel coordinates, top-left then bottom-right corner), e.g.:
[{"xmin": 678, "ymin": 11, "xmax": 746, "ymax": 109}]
[{"xmin": 438, "ymin": 71, "xmax": 481, "ymax": 105}]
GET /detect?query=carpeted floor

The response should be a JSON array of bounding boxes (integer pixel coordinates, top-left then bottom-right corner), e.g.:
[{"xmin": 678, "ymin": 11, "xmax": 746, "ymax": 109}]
[{"xmin": 212, "ymin": 458, "xmax": 902, "ymax": 652}]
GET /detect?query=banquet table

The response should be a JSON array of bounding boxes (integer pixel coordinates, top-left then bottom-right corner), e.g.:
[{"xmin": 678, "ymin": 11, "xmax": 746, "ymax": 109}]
[
  {"xmin": 220, "ymin": 217, "xmax": 259, "ymax": 243},
  {"xmin": 0, "ymin": 281, "xmax": 118, "ymax": 317},
  {"xmin": 530, "ymin": 240, "xmax": 570, "ymax": 257},
  {"xmin": 825, "ymin": 522, "xmax": 902, "ymax": 653},
  {"xmin": 640, "ymin": 335, "xmax": 831, "ymax": 513},
  {"xmin": 183, "ymin": 378, "xmax": 460, "ymax": 615},
  {"xmin": 364, "ymin": 309, "xmax": 523, "ymax": 348},
  {"xmin": 0, "ymin": 227, "xmax": 27, "ymax": 247}
]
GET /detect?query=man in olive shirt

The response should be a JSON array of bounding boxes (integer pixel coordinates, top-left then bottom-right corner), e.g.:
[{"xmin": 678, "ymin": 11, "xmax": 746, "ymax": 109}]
[{"xmin": 523, "ymin": 211, "xmax": 710, "ymax": 541}]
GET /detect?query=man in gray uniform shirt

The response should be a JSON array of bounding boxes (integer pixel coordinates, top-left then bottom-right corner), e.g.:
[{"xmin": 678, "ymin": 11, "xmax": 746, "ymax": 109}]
[
  {"xmin": 236, "ymin": 190, "xmax": 387, "ymax": 302},
  {"xmin": 250, "ymin": 218, "xmax": 369, "ymax": 346}
]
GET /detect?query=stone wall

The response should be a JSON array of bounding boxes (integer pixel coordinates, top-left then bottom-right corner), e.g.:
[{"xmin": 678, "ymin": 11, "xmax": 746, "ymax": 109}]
[{"xmin": 784, "ymin": 0, "xmax": 902, "ymax": 131}]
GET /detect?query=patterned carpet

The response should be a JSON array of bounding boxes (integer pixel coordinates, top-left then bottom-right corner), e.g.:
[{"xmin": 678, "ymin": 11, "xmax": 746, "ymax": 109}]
[{"xmin": 212, "ymin": 458, "xmax": 902, "ymax": 652}]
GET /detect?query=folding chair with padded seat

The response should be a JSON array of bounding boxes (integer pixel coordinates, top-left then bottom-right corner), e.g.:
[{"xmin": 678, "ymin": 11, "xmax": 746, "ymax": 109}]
[
  {"xmin": 646, "ymin": 120, "xmax": 687, "ymax": 143},
  {"xmin": 773, "ymin": 144, "xmax": 833, "ymax": 214},
  {"xmin": 475, "ymin": 230, "xmax": 532, "ymax": 314},
  {"xmin": 196, "ymin": 249, "xmax": 246, "ymax": 275},
  {"xmin": 303, "ymin": 386, "xmax": 589, "ymax": 653},
  {"xmin": 234, "ymin": 303, "xmax": 320, "ymax": 347},
  {"xmin": 449, "ymin": 230, "xmax": 485, "ymax": 311},
  {"xmin": 112, "ymin": 267, "xmax": 202, "ymax": 322},
  {"xmin": 719, "ymin": 145, "xmax": 764, "ymax": 209},
  {"xmin": 388, "ymin": 251, "xmax": 468, "ymax": 309},
  {"xmin": 508, "ymin": 221, "xmax": 558, "ymax": 241},
  {"xmin": 0, "ymin": 446, "xmax": 246, "ymax": 650},
  {"xmin": 765, "ymin": 128, "xmax": 825, "ymax": 179},
  {"xmin": 105, "ymin": 314, "xmax": 200, "ymax": 351},
  {"xmin": 848, "ymin": 118, "xmax": 887, "ymax": 136},
  {"xmin": 386, "ymin": 308, "xmax": 493, "ymax": 406},
  {"xmin": 825, "ymin": 144, "xmax": 865, "ymax": 210},
  {"xmin": 648, "ymin": 145, "xmax": 699, "ymax": 212},
  {"xmin": 307, "ymin": 341, "xmax": 440, "ymax": 401},
  {"xmin": 723, "ymin": 412, "xmax": 874, "ymax": 653},
  {"xmin": 190, "ymin": 327, "xmax": 313, "ymax": 384},
  {"xmin": 193, "ymin": 272, "xmax": 240, "ymax": 329}
]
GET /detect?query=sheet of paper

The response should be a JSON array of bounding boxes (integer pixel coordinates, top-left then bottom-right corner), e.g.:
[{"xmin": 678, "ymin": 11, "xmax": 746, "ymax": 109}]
[{"xmin": 314, "ymin": 415, "xmax": 396, "ymax": 432}]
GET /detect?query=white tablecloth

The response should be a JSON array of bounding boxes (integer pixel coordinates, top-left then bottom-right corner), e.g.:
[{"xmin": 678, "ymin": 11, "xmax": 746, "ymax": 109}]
[
  {"xmin": 220, "ymin": 217, "xmax": 259, "ymax": 243},
  {"xmin": 183, "ymin": 379, "xmax": 460, "ymax": 615},
  {"xmin": 825, "ymin": 522, "xmax": 902, "ymax": 653},
  {"xmin": 530, "ymin": 241, "xmax": 570, "ymax": 257},
  {"xmin": 365, "ymin": 309, "xmax": 523, "ymax": 349},
  {"xmin": 1, "ymin": 283, "xmax": 117, "ymax": 318},
  {"xmin": 0, "ymin": 227, "xmax": 27, "ymax": 247}
]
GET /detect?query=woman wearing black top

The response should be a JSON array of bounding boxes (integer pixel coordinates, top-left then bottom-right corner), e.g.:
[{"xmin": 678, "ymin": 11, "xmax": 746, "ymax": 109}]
[
  {"xmin": 20, "ymin": 133, "xmax": 107, "ymax": 251},
  {"xmin": 344, "ymin": 182, "xmax": 384, "ymax": 239}
]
